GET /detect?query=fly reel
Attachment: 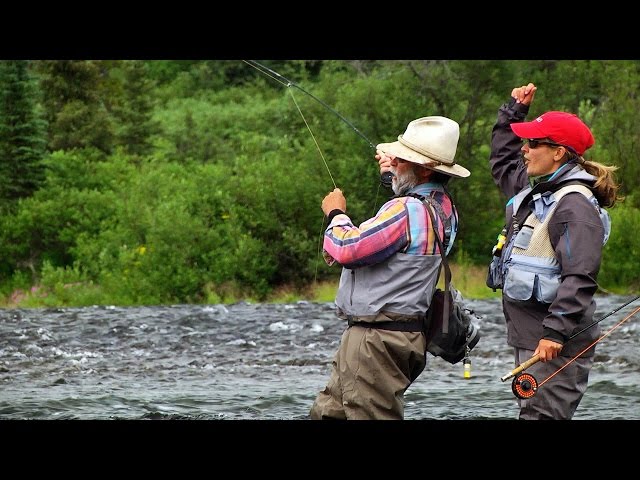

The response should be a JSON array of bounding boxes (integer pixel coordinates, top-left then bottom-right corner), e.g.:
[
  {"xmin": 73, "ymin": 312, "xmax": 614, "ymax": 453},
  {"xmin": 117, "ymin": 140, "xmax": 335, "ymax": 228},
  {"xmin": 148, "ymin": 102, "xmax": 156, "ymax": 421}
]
[{"xmin": 511, "ymin": 372, "xmax": 538, "ymax": 399}]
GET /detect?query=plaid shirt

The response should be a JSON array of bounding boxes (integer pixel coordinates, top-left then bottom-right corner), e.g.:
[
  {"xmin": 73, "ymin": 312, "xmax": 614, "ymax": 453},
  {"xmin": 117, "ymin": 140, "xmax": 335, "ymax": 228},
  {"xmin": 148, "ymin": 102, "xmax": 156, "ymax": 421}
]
[{"xmin": 323, "ymin": 184, "xmax": 456, "ymax": 269}]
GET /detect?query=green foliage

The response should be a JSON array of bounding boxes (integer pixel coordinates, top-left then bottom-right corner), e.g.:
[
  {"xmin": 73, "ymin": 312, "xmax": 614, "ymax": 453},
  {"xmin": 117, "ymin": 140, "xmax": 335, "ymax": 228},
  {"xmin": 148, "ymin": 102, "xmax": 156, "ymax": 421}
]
[
  {"xmin": 0, "ymin": 150, "xmax": 121, "ymax": 283},
  {"xmin": 68, "ymin": 160, "xmax": 234, "ymax": 304},
  {"xmin": 113, "ymin": 61, "xmax": 159, "ymax": 157},
  {"xmin": 50, "ymin": 100, "xmax": 114, "ymax": 153},
  {"xmin": 1, "ymin": 60, "xmax": 639, "ymax": 308},
  {"xmin": 152, "ymin": 86, "xmax": 288, "ymax": 165},
  {"xmin": 144, "ymin": 60, "xmax": 201, "ymax": 85},
  {"xmin": 0, "ymin": 269, "xmax": 32, "ymax": 300},
  {"xmin": 33, "ymin": 60, "xmax": 116, "ymax": 153},
  {"xmin": 0, "ymin": 60, "xmax": 47, "ymax": 203},
  {"xmin": 29, "ymin": 261, "xmax": 104, "ymax": 307},
  {"xmin": 599, "ymin": 199, "xmax": 640, "ymax": 291},
  {"xmin": 589, "ymin": 61, "xmax": 640, "ymax": 206}
]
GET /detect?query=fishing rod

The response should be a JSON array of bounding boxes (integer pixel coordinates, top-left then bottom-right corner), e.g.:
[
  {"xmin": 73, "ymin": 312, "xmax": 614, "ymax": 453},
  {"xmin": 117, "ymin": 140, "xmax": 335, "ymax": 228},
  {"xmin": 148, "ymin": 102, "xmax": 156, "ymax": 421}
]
[
  {"xmin": 500, "ymin": 295, "xmax": 640, "ymax": 399},
  {"xmin": 242, "ymin": 60, "xmax": 394, "ymax": 188}
]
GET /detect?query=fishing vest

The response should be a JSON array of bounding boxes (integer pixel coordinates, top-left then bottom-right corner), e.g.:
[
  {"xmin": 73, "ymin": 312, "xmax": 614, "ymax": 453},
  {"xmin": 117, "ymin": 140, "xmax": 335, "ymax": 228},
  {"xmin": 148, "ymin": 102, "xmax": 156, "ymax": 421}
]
[
  {"xmin": 334, "ymin": 196, "xmax": 450, "ymax": 323},
  {"xmin": 500, "ymin": 184, "xmax": 610, "ymax": 303}
]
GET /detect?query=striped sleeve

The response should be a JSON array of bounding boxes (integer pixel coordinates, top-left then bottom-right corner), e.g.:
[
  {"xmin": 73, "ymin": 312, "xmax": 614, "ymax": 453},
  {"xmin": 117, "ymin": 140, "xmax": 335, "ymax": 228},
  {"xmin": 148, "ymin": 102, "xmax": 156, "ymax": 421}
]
[{"xmin": 322, "ymin": 199, "xmax": 409, "ymax": 269}]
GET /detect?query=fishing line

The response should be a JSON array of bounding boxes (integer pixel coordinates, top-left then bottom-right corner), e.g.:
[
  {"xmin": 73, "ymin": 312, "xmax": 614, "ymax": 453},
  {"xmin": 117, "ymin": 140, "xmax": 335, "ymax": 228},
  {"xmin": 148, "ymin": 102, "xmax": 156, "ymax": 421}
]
[
  {"xmin": 314, "ymin": 216, "xmax": 327, "ymax": 287},
  {"xmin": 244, "ymin": 60, "xmax": 342, "ymax": 288},
  {"xmin": 244, "ymin": 59, "xmax": 389, "ymax": 215},
  {"xmin": 244, "ymin": 60, "xmax": 393, "ymax": 285},
  {"xmin": 243, "ymin": 60, "xmax": 377, "ymax": 150},
  {"xmin": 243, "ymin": 60, "xmax": 338, "ymax": 188},
  {"xmin": 288, "ymin": 90, "xmax": 337, "ymax": 189}
]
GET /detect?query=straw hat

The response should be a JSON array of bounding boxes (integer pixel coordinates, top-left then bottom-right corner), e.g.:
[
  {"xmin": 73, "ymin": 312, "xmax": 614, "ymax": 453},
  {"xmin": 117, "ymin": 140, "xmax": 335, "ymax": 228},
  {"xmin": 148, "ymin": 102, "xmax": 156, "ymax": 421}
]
[{"xmin": 376, "ymin": 116, "xmax": 470, "ymax": 178}]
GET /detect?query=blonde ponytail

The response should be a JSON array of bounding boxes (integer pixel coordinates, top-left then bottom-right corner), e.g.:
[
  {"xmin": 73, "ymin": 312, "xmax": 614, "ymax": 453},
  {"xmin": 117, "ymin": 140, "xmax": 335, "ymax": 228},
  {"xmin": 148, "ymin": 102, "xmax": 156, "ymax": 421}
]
[{"xmin": 581, "ymin": 159, "xmax": 622, "ymax": 208}]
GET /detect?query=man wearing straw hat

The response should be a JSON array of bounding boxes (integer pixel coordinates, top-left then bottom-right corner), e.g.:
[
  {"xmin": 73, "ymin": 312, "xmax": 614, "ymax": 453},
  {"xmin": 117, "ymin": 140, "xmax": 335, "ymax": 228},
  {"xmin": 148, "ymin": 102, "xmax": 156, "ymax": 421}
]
[{"xmin": 310, "ymin": 116, "xmax": 470, "ymax": 420}]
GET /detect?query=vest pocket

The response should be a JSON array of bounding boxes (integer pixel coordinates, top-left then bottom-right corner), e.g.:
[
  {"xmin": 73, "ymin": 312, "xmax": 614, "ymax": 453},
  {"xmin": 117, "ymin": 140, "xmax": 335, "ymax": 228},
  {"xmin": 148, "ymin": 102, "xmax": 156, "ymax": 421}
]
[
  {"xmin": 535, "ymin": 272, "xmax": 560, "ymax": 303},
  {"xmin": 503, "ymin": 268, "xmax": 536, "ymax": 301},
  {"xmin": 503, "ymin": 261, "xmax": 560, "ymax": 304},
  {"xmin": 486, "ymin": 255, "xmax": 503, "ymax": 290},
  {"xmin": 513, "ymin": 225, "xmax": 533, "ymax": 249}
]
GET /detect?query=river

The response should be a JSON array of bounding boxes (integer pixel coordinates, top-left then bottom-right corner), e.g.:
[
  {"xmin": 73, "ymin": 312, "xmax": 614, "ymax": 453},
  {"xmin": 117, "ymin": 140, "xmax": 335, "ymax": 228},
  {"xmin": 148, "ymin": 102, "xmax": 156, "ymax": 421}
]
[{"xmin": 1, "ymin": 295, "xmax": 638, "ymax": 420}]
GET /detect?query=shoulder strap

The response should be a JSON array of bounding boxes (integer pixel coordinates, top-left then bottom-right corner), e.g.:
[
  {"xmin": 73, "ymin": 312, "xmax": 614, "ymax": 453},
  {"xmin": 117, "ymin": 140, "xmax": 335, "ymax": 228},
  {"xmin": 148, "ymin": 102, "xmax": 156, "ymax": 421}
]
[
  {"xmin": 420, "ymin": 197, "xmax": 452, "ymax": 335},
  {"xmin": 513, "ymin": 181, "xmax": 593, "ymax": 230},
  {"xmin": 396, "ymin": 191, "xmax": 455, "ymax": 334},
  {"xmin": 554, "ymin": 183, "xmax": 593, "ymax": 200},
  {"xmin": 404, "ymin": 192, "xmax": 454, "ymax": 253}
]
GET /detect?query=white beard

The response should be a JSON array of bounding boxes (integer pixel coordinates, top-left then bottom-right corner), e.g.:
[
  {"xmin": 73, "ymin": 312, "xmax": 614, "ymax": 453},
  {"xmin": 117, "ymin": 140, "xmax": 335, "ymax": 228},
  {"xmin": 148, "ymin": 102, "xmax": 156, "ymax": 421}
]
[{"xmin": 392, "ymin": 166, "xmax": 421, "ymax": 195}]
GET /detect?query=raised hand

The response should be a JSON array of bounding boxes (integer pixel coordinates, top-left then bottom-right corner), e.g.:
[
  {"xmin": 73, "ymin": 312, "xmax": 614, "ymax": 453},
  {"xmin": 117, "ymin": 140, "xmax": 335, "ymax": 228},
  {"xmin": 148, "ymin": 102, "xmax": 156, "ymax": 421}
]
[{"xmin": 511, "ymin": 83, "xmax": 537, "ymax": 106}]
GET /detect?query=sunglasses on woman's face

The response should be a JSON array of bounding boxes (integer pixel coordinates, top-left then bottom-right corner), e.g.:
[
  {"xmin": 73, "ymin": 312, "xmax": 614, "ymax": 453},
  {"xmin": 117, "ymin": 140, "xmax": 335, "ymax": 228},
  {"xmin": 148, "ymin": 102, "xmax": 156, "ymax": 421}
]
[{"xmin": 525, "ymin": 139, "xmax": 562, "ymax": 149}]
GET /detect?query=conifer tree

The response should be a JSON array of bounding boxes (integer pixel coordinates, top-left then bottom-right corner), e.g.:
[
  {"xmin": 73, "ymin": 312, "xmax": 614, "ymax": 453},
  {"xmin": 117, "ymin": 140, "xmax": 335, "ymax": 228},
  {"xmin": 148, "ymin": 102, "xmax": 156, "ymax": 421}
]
[
  {"xmin": 115, "ymin": 60, "xmax": 158, "ymax": 157},
  {"xmin": 33, "ymin": 60, "xmax": 114, "ymax": 153},
  {"xmin": 0, "ymin": 60, "xmax": 47, "ymax": 203}
]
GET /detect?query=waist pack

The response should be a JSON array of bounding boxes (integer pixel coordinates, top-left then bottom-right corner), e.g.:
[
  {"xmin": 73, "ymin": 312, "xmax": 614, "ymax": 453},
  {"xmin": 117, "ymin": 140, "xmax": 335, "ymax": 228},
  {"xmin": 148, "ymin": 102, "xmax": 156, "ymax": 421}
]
[{"xmin": 425, "ymin": 286, "xmax": 480, "ymax": 364}]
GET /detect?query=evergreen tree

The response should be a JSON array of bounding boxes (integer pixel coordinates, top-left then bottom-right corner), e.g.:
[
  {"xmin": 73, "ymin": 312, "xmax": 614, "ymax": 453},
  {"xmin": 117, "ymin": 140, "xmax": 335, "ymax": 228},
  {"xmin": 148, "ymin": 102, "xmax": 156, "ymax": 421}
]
[
  {"xmin": 0, "ymin": 60, "xmax": 47, "ymax": 203},
  {"xmin": 33, "ymin": 60, "xmax": 115, "ymax": 153},
  {"xmin": 115, "ymin": 60, "xmax": 158, "ymax": 157}
]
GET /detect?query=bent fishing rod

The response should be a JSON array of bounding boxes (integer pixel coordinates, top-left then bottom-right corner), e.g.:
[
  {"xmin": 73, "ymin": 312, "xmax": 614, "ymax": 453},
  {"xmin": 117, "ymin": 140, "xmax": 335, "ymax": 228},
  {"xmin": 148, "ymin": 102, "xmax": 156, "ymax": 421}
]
[
  {"xmin": 242, "ymin": 60, "xmax": 394, "ymax": 187},
  {"xmin": 500, "ymin": 295, "xmax": 640, "ymax": 399}
]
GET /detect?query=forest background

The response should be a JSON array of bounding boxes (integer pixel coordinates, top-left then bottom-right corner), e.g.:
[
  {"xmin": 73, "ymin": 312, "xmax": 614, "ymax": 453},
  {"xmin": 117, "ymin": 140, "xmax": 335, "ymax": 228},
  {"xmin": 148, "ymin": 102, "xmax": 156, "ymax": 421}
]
[{"xmin": 0, "ymin": 60, "xmax": 638, "ymax": 308}]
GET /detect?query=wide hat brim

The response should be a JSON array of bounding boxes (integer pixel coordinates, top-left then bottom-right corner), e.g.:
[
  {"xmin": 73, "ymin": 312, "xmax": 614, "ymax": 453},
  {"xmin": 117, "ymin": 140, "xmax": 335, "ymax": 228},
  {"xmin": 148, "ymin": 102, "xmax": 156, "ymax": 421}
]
[{"xmin": 376, "ymin": 140, "xmax": 471, "ymax": 178}]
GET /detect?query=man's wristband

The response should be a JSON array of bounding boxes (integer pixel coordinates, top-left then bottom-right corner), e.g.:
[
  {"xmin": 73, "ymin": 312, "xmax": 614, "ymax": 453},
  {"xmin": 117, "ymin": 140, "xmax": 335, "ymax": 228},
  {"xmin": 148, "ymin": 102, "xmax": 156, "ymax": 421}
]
[{"xmin": 327, "ymin": 209, "xmax": 345, "ymax": 223}]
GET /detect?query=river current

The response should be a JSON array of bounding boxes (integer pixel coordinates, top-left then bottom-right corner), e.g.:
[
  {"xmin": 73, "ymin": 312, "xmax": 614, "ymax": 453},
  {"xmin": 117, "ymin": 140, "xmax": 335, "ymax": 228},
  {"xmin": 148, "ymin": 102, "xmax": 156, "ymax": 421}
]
[{"xmin": 1, "ymin": 295, "xmax": 638, "ymax": 420}]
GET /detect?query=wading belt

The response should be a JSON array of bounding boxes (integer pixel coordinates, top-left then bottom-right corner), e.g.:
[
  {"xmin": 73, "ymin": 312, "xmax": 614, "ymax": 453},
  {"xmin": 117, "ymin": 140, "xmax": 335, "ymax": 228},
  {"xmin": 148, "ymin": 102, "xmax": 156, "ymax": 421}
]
[{"xmin": 347, "ymin": 318, "xmax": 424, "ymax": 332}]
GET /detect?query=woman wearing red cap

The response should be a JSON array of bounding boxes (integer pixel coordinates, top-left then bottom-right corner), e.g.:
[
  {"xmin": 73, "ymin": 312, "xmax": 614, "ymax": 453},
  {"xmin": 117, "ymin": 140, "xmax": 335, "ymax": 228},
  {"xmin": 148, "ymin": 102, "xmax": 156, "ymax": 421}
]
[{"xmin": 488, "ymin": 83, "xmax": 621, "ymax": 419}]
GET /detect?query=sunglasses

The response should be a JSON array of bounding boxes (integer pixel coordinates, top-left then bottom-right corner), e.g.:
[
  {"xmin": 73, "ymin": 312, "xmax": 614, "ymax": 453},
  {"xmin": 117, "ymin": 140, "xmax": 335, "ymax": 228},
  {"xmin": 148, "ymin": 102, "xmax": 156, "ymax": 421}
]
[{"xmin": 525, "ymin": 139, "xmax": 563, "ymax": 149}]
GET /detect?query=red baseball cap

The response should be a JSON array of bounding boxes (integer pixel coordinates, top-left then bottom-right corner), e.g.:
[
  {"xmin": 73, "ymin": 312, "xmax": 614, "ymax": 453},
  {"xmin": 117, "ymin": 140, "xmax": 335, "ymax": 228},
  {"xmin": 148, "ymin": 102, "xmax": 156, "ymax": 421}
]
[{"xmin": 510, "ymin": 111, "xmax": 595, "ymax": 155}]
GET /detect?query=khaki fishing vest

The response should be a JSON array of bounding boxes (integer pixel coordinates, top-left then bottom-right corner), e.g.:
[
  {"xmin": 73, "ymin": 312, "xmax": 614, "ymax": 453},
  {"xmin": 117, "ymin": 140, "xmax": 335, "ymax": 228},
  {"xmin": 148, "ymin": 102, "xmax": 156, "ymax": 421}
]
[{"xmin": 504, "ymin": 184, "xmax": 598, "ymax": 303}]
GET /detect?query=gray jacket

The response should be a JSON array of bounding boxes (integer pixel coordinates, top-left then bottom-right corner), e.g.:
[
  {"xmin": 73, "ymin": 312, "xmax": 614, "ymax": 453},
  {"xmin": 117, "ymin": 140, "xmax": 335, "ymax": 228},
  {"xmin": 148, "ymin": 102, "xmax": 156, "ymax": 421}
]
[{"xmin": 489, "ymin": 99, "xmax": 610, "ymax": 357}]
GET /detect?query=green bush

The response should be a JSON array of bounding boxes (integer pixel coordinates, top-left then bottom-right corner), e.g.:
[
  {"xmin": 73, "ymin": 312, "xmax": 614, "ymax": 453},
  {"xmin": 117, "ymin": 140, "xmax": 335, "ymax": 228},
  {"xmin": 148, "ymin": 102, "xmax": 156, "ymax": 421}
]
[{"xmin": 599, "ymin": 200, "xmax": 640, "ymax": 291}]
